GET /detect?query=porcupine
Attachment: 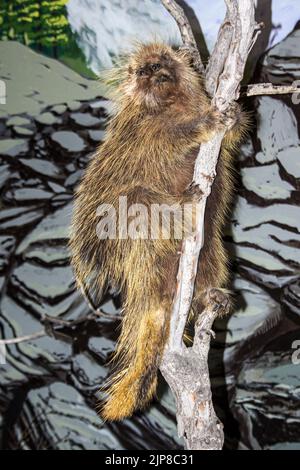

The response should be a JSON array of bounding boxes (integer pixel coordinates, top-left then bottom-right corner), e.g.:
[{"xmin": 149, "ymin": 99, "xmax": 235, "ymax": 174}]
[{"xmin": 70, "ymin": 42, "xmax": 249, "ymax": 420}]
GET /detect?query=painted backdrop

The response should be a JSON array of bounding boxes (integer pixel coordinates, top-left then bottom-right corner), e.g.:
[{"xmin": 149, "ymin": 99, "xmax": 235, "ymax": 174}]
[{"xmin": 0, "ymin": 0, "xmax": 300, "ymax": 450}]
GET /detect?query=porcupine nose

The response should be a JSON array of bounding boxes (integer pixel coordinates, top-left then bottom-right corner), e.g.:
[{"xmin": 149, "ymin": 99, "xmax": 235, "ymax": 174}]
[{"xmin": 155, "ymin": 71, "xmax": 172, "ymax": 84}]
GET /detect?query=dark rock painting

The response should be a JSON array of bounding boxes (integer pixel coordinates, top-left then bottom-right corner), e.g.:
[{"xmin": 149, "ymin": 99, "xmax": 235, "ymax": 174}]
[{"xmin": 0, "ymin": 22, "xmax": 300, "ymax": 449}]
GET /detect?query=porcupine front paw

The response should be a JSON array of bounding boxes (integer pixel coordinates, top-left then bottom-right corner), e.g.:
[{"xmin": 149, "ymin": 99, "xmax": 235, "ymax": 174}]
[
  {"xmin": 183, "ymin": 181, "xmax": 203, "ymax": 202},
  {"xmin": 206, "ymin": 287, "xmax": 232, "ymax": 316}
]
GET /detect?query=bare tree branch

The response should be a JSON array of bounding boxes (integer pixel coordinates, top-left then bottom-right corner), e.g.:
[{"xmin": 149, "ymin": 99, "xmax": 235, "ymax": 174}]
[
  {"xmin": 245, "ymin": 82, "xmax": 300, "ymax": 97},
  {"xmin": 0, "ymin": 331, "xmax": 46, "ymax": 346},
  {"xmin": 160, "ymin": 0, "xmax": 258, "ymax": 450},
  {"xmin": 161, "ymin": 0, "xmax": 205, "ymax": 74},
  {"xmin": 205, "ymin": 8, "xmax": 233, "ymax": 97},
  {"xmin": 175, "ymin": 0, "xmax": 210, "ymax": 65},
  {"xmin": 161, "ymin": 307, "xmax": 223, "ymax": 450},
  {"xmin": 212, "ymin": 0, "xmax": 258, "ymax": 110},
  {"xmin": 0, "ymin": 308, "xmax": 119, "ymax": 347}
]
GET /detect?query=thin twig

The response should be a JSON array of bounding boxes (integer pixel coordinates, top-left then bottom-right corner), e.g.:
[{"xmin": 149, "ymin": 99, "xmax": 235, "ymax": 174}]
[
  {"xmin": 205, "ymin": 9, "xmax": 233, "ymax": 97},
  {"xmin": 0, "ymin": 330, "xmax": 45, "ymax": 345},
  {"xmin": 161, "ymin": 0, "xmax": 205, "ymax": 74},
  {"xmin": 0, "ymin": 307, "xmax": 119, "ymax": 347},
  {"xmin": 78, "ymin": 280, "xmax": 121, "ymax": 321}
]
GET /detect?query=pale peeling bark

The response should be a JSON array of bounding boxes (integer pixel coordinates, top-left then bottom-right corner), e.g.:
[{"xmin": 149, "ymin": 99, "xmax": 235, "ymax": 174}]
[
  {"xmin": 245, "ymin": 82, "xmax": 300, "ymax": 96},
  {"xmin": 160, "ymin": 0, "xmax": 258, "ymax": 450}
]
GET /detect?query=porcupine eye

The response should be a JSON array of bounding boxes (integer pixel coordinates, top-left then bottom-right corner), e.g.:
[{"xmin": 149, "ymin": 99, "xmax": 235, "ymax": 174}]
[{"xmin": 137, "ymin": 68, "xmax": 147, "ymax": 76}]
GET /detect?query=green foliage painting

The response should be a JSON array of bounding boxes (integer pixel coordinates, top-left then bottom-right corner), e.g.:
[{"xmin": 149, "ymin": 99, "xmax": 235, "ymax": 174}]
[{"xmin": 0, "ymin": 0, "xmax": 96, "ymax": 78}]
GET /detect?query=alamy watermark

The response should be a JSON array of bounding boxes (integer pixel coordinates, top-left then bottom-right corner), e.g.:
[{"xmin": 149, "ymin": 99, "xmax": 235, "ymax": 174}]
[{"xmin": 95, "ymin": 196, "xmax": 201, "ymax": 240}]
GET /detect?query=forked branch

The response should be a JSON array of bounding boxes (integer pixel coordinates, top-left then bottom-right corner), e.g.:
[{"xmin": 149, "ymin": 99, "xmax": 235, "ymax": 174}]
[{"xmin": 160, "ymin": 0, "xmax": 258, "ymax": 450}]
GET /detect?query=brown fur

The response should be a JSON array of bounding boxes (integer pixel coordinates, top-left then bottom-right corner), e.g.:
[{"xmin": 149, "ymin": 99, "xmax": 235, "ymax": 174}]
[{"xmin": 69, "ymin": 43, "xmax": 250, "ymax": 421}]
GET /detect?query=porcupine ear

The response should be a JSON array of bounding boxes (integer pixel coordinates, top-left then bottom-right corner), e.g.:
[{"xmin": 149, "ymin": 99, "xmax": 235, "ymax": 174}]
[{"xmin": 176, "ymin": 45, "xmax": 195, "ymax": 65}]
